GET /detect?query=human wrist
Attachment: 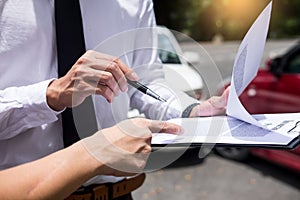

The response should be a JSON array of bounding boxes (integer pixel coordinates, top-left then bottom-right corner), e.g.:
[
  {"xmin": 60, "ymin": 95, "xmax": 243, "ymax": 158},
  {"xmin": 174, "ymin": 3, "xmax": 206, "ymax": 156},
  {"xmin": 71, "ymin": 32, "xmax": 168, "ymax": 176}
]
[
  {"xmin": 182, "ymin": 103, "xmax": 200, "ymax": 118},
  {"xmin": 80, "ymin": 133, "xmax": 113, "ymax": 175},
  {"xmin": 46, "ymin": 79, "xmax": 66, "ymax": 111},
  {"xmin": 72, "ymin": 141, "xmax": 105, "ymax": 177}
]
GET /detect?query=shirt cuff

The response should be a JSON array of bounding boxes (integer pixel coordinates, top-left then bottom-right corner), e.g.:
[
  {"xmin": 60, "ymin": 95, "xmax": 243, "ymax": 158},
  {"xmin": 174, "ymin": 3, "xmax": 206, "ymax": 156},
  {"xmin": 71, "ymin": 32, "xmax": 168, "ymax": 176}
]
[{"xmin": 23, "ymin": 79, "xmax": 63, "ymax": 125}]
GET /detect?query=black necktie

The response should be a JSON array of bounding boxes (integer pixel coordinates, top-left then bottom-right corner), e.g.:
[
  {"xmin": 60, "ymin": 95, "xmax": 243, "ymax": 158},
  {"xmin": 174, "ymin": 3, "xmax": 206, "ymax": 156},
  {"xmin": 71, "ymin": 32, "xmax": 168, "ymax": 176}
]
[{"xmin": 55, "ymin": 0, "xmax": 98, "ymax": 147}]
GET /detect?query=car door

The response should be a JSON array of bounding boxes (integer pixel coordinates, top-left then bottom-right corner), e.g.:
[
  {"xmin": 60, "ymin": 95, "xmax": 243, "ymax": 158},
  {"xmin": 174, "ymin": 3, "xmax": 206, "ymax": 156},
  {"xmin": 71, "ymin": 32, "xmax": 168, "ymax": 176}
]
[
  {"xmin": 240, "ymin": 45, "xmax": 300, "ymax": 114},
  {"xmin": 239, "ymin": 69, "xmax": 278, "ymax": 114},
  {"xmin": 270, "ymin": 46, "xmax": 300, "ymax": 113}
]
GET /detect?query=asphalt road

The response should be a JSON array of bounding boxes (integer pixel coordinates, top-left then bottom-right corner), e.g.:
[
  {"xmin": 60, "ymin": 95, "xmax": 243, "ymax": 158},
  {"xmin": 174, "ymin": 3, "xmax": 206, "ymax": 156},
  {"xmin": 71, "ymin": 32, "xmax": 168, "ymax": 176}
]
[
  {"xmin": 132, "ymin": 39, "xmax": 300, "ymax": 200},
  {"xmin": 133, "ymin": 152, "xmax": 300, "ymax": 200}
]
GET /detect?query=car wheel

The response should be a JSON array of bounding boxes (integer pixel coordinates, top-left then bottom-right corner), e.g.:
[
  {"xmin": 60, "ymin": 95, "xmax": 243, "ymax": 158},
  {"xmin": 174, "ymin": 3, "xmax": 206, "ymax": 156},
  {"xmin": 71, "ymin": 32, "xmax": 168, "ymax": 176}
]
[{"xmin": 214, "ymin": 147, "xmax": 251, "ymax": 161}]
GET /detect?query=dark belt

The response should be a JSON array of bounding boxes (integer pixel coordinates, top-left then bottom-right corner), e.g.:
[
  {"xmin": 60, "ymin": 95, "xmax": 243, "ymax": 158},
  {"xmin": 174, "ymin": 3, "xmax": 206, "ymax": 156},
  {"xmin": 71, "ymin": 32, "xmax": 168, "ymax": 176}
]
[{"xmin": 65, "ymin": 173, "xmax": 146, "ymax": 200}]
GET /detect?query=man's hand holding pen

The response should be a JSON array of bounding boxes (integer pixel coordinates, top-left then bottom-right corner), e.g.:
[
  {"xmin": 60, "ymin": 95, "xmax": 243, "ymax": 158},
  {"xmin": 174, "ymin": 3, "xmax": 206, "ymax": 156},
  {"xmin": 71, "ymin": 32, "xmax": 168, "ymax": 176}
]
[{"xmin": 46, "ymin": 50, "xmax": 138, "ymax": 111}]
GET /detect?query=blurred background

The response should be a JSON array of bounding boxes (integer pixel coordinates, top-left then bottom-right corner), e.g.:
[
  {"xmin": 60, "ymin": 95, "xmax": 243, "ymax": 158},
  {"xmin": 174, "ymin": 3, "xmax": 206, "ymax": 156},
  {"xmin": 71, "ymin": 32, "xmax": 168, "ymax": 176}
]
[
  {"xmin": 132, "ymin": 0, "xmax": 300, "ymax": 199},
  {"xmin": 153, "ymin": 0, "xmax": 300, "ymax": 41}
]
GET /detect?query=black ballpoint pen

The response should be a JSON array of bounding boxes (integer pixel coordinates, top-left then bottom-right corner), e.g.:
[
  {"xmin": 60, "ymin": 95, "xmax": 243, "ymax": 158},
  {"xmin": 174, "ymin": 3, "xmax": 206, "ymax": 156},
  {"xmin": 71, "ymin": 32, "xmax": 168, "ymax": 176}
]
[{"xmin": 127, "ymin": 79, "xmax": 167, "ymax": 102}]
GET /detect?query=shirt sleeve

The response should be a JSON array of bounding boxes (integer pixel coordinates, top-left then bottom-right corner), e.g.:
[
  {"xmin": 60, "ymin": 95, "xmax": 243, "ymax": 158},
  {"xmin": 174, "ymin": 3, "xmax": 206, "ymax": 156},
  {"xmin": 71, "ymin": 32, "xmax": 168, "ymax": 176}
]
[
  {"xmin": 0, "ymin": 79, "xmax": 62, "ymax": 140},
  {"xmin": 128, "ymin": 0, "xmax": 198, "ymax": 120}
]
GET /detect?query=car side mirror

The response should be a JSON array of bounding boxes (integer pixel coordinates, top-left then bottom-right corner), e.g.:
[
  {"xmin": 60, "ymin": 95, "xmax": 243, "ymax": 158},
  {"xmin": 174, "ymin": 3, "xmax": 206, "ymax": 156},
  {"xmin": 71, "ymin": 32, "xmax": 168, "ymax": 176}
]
[{"xmin": 269, "ymin": 57, "xmax": 282, "ymax": 78}]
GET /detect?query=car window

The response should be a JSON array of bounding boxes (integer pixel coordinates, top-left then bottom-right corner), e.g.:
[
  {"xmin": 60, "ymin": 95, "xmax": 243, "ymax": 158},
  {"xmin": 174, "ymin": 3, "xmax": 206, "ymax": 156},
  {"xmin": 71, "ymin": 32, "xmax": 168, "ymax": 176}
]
[
  {"xmin": 285, "ymin": 54, "xmax": 300, "ymax": 74},
  {"xmin": 158, "ymin": 34, "xmax": 181, "ymax": 64}
]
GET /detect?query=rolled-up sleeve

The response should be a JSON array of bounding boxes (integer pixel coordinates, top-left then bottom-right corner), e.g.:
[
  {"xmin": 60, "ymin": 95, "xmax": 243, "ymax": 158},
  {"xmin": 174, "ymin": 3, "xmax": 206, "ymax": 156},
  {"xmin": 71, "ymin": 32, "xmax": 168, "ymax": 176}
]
[{"xmin": 0, "ymin": 79, "xmax": 61, "ymax": 140}]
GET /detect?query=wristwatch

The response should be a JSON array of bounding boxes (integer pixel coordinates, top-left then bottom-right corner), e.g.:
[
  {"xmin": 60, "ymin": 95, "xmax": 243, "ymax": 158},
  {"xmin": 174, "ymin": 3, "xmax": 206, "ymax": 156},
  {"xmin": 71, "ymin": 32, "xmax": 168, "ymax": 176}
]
[{"xmin": 181, "ymin": 103, "xmax": 200, "ymax": 118}]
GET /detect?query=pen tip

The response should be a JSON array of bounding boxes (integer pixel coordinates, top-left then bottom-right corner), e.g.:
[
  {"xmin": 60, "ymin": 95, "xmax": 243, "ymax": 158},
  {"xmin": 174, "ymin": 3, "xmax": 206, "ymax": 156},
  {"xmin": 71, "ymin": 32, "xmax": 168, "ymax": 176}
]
[{"xmin": 160, "ymin": 97, "xmax": 167, "ymax": 102}]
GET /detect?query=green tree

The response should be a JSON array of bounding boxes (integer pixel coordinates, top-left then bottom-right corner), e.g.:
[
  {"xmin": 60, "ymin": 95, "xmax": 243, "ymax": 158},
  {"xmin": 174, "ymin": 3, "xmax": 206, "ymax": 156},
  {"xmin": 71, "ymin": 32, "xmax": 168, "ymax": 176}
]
[
  {"xmin": 270, "ymin": 0, "xmax": 300, "ymax": 38},
  {"xmin": 153, "ymin": 0, "xmax": 300, "ymax": 41}
]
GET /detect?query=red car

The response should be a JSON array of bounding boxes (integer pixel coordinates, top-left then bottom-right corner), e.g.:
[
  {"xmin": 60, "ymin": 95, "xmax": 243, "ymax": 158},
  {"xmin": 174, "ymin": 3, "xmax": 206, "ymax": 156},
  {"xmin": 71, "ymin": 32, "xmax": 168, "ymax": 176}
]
[{"xmin": 215, "ymin": 42, "xmax": 300, "ymax": 173}]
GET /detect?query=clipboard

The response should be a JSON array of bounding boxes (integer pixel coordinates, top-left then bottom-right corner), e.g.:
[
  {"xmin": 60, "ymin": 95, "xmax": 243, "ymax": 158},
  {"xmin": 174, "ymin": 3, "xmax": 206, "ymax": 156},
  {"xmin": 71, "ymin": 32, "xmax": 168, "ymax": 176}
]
[
  {"xmin": 151, "ymin": 113, "xmax": 300, "ymax": 150},
  {"xmin": 151, "ymin": 139, "xmax": 300, "ymax": 150}
]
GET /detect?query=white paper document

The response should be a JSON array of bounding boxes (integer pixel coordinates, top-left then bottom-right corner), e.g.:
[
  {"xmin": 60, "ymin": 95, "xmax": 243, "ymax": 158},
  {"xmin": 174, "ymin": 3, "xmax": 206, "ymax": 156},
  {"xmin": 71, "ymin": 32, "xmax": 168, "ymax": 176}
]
[
  {"xmin": 152, "ymin": 113, "xmax": 300, "ymax": 148},
  {"xmin": 152, "ymin": 1, "xmax": 300, "ymax": 148}
]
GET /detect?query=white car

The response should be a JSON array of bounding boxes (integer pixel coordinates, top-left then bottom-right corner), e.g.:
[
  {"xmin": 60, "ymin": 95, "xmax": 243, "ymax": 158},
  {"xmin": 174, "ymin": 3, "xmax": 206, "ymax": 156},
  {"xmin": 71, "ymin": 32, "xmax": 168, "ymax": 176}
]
[{"xmin": 157, "ymin": 26, "xmax": 205, "ymax": 100}]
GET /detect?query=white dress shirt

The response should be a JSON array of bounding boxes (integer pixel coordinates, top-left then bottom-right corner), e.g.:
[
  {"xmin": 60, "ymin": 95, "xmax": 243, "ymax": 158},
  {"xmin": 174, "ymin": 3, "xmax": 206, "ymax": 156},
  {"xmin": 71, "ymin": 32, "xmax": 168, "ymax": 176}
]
[{"xmin": 0, "ymin": 0, "xmax": 195, "ymax": 183}]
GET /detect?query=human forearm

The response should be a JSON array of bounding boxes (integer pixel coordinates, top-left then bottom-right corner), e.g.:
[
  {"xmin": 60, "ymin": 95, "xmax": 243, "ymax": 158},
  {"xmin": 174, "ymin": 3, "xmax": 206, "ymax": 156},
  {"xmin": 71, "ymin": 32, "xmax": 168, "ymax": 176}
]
[
  {"xmin": 0, "ymin": 141, "xmax": 101, "ymax": 200},
  {"xmin": 0, "ymin": 80, "xmax": 60, "ymax": 140},
  {"xmin": 0, "ymin": 118, "xmax": 182, "ymax": 200}
]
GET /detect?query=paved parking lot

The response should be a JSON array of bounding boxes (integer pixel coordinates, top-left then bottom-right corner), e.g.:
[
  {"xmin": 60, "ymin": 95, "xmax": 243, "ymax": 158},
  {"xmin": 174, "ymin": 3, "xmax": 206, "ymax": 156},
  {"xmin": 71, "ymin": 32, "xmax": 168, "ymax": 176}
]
[{"xmin": 133, "ymin": 152, "xmax": 300, "ymax": 200}]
